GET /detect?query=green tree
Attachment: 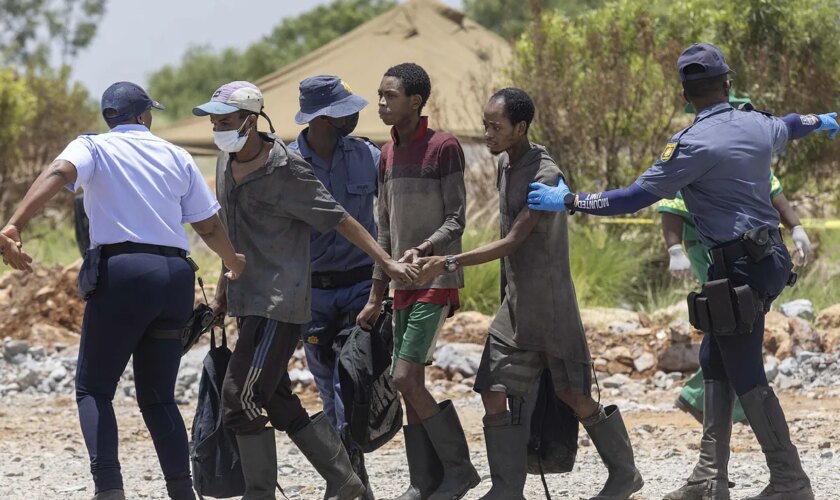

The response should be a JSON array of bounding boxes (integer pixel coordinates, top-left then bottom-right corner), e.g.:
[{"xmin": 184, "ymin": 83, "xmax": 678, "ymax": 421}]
[
  {"xmin": 663, "ymin": 0, "xmax": 840, "ymax": 195},
  {"xmin": 0, "ymin": 69, "xmax": 36, "ymax": 173},
  {"xmin": 513, "ymin": 0, "xmax": 682, "ymax": 191},
  {"xmin": 463, "ymin": 0, "xmax": 602, "ymax": 39},
  {"xmin": 0, "ymin": 0, "xmax": 107, "ymax": 66},
  {"xmin": 148, "ymin": 0, "xmax": 395, "ymax": 121},
  {"xmin": 513, "ymin": 0, "xmax": 840, "ymax": 197}
]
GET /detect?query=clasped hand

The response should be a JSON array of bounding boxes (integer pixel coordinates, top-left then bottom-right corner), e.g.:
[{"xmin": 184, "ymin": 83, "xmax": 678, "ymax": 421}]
[{"xmin": 0, "ymin": 225, "xmax": 33, "ymax": 272}]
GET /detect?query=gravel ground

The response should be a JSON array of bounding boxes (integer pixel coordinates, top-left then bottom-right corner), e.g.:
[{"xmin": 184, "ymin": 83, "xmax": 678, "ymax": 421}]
[{"xmin": 0, "ymin": 389, "xmax": 838, "ymax": 500}]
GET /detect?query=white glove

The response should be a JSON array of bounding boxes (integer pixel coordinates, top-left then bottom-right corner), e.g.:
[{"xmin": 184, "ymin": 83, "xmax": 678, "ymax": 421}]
[
  {"xmin": 791, "ymin": 225, "xmax": 811, "ymax": 266},
  {"xmin": 668, "ymin": 244, "xmax": 692, "ymax": 278}
]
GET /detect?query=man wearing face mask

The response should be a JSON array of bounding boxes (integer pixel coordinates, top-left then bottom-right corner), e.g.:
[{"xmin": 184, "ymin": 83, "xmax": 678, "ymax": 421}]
[
  {"xmin": 287, "ymin": 75, "xmax": 379, "ymax": 500},
  {"xmin": 193, "ymin": 81, "xmax": 418, "ymax": 500}
]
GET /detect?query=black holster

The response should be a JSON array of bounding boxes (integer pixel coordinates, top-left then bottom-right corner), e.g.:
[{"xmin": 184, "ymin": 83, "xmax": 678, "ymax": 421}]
[
  {"xmin": 688, "ymin": 279, "xmax": 759, "ymax": 336},
  {"xmin": 77, "ymin": 247, "xmax": 102, "ymax": 300},
  {"xmin": 146, "ymin": 303, "xmax": 215, "ymax": 356},
  {"xmin": 686, "ymin": 227, "xmax": 776, "ymax": 336}
]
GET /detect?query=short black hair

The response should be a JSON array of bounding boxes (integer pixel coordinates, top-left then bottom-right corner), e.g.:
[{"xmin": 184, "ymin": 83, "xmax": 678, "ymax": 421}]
[
  {"xmin": 682, "ymin": 65, "xmax": 728, "ymax": 100},
  {"xmin": 490, "ymin": 88, "xmax": 535, "ymax": 132},
  {"xmin": 384, "ymin": 63, "xmax": 431, "ymax": 115},
  {"xmin": 103, "ymin": 106, "xmax": 144, "ymax": 128}
]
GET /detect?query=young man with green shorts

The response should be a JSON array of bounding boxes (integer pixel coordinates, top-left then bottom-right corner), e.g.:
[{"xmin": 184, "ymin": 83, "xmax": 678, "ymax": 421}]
[{"xmin": 357, "ymin": 63, "xmax": 479, "ymax": 500}]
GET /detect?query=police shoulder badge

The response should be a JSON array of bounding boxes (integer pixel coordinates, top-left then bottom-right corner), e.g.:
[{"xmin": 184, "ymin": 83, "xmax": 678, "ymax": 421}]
[{"xmin": 660, "ymin": 142, "xmax": 678, "ymax": 162}]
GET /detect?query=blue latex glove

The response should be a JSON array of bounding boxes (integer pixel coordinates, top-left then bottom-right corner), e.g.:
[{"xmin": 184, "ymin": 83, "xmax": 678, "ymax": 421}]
[
  {"xmin": 528, "ymin": 177, "xmax": 572, "ymax": 212},
  {"xmin": 816, "ymin": 112, "xmax": 839, "ymax": 139}
]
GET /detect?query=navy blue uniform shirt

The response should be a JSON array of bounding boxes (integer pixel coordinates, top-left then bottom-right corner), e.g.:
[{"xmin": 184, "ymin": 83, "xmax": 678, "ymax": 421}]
[
  {"xmin": 288, "ymin": 131, "xmax": 379, "ymax": 273},
  {"xmin": 637, "ymin": 103, "xmax": 788, "ymax": 247}
]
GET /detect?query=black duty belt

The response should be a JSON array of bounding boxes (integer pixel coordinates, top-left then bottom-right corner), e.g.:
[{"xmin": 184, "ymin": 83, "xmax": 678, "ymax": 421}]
[
  {"xmin": 711, "ymin": 228, "xmax": 783, "ymax": 264},
  {"xmin": 101, "ymin": 241, "xmax": 187, "ymax": 259},
  {"xmin": 311, "ymin": 265, "xmax": 373, "ymax": 289}
]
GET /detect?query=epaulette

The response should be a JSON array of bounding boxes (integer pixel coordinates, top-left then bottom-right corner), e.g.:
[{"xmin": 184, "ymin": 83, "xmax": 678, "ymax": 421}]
[
  {"xmin": 737, "ymin": 102, "xmax": 773, "ymax": 117},
  {"xmin": 348, "ymin": 136, "xmax": 381, "ymax": 150}
]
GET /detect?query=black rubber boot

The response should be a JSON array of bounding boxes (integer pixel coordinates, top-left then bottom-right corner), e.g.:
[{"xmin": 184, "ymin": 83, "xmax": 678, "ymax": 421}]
[
  {"xmin": 583, "ymin": 405, "xmax": 644, "ymax": 500},
  {"xmin": 386, "ymin": 424, "xmax": 443, "ymax": 500},
  {"xmin": 344, "ymin": 436, "xmax": 374, "ymax": 500},
  {"xmin": 477, "ymin": 424, "xmax": 527, "ymax": 500},
  {"xmin": 92, "ymin": 490, "xmax": 126, "ymax": 500},
  {"xmin": 290, "ymin": 412, "xmax": 365, "ymax": 500},
  {"xmin": 236, "ymin": 428, "xmax": 278, "ymax": 500},
  {"xmin": 421, "ymin": 401, "xmax": 480, "ymax": 500},
  {"xmin": 664, "ymin": 380, "xmax": 735, "ymax": 500},
  {"xmin": 739, "ymin": 385, "xmax": 814, "ymax": 500}
]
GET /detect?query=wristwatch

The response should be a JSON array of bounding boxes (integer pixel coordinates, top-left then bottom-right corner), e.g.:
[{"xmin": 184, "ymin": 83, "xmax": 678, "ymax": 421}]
[{"xmin": 443, "ymin": 255, "xmax": 460, "ymax": 273}]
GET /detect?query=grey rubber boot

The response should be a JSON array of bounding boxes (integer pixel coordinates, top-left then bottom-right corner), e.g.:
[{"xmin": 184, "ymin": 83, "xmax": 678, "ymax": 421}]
[
  {"xmin": 478, "ymin": 424, "xmax": 527, "ymax": 500},
  {"xmin": 236, "ymin": 428, "xmax": 279, "ymax": 500},
  {"xmin": 583, "ymin": 405, "xmax": 644, "ymax": 500},
  {"xmin": 664, "ymin": 380, "xmax": 735, "ymax": 500},
  {"xmin": 739, "ymin": 385, "xmax": 814, "ymax": 500},
  {"xmin": 289, "ymin": 412, "xmax": 365, "ymax": 500},
  {"xmin": 92, "ymin": 490, "xmax": 126, "ymax": 500},
  {"xmin": 421, "ymin": 400, "xmax": 480, "ymax": 500},
  {"xmin": 387, "ymin": 424, "xmax": 443, "ymax": 500}
]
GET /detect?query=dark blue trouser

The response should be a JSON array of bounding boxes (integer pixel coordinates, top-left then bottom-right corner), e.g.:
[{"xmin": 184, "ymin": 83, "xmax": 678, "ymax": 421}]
[
  {"xmin": 75, "ymin": 253, "xmax": 195, "ymax": 498},
  {"xmin": 700, "ymin": 243, "xmax": 793, "ymax": 396},
  {"xmin": 303, "ymin": 280, "xmax": 372, "ymax": 438}
]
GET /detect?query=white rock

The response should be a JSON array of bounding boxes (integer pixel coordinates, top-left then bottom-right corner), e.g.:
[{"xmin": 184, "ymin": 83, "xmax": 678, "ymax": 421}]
[
  {"xmin": 602, "ymin": 373, "xmax": 631, "ymax": 388},
  {"xmin": 4, "ymin": 340, "xmax": 31, "ymax": 358},
  {"xmin": 609, "ymin": 322, "xmax": 642, "ymax": 334},
  {"xmin": 433, "ymin": 343, "xmax": 483, "ymax": 377},
  {"xmin": 764, "ymin": 356, "xmax": 780, "ymax": 382},
  {"xmin": 633, "ymin": 352, "xmax": 656, "ymax": 372},
  {"xmin": 49, "ymin": 366, "xmax": 68, "ymax": 382},
  {"xmin": 16, "ymin": 369, "xmax": 40, "ymax": 390},
  {"xmin": 779, "ymin": 357, "xmax": 798, "ymax": 376},
  {"xmin": 779, "ymin": 299, "xmax": 815, "ymax": 321},
  {"xmin": 288, "ymin": 368, "xmax": 314, "ymax": 385},
  {"xmin": 775, "ymin": 374, "xmax": 803, "ymax": 390}
]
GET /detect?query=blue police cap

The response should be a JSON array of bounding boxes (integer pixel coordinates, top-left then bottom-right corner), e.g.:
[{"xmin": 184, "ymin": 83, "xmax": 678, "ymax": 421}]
[
  {"xmin": 101, "ymin": 82, "xmax": 164, "ymax": 123},
  {"xmin": 295, "ymin": 75, "xmax": 368, "ymax": 125},
  {"xmin": 677, "ymin": 43, "xmax": 734, "ymax": 82}
]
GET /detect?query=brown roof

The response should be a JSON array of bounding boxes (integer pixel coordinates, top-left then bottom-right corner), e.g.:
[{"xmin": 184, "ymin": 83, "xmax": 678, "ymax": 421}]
[{"xmin": 157, "ymin": 0, "xmax": 512, "ymax": 154}]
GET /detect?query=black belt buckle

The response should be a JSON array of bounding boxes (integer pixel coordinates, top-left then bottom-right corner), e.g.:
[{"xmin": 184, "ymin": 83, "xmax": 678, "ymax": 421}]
[{"xmin": 314, "ymin": 274, "xmax": 334, "ymax": 289}]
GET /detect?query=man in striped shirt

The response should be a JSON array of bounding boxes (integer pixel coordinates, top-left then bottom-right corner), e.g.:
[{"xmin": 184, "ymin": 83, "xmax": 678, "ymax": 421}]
[{"xmin": 357, "ymin": 63, "xmax": 479, "ymax": 500}]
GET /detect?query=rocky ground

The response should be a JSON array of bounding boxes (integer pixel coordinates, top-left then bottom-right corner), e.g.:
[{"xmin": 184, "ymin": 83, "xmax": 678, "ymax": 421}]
[
  {"xmin": 0, "ymin": 388, "xmax": 839, "ymax": 499},
  {"xmin": 1, "ymin": 264, "xmax": 840, "ymax": 498}
]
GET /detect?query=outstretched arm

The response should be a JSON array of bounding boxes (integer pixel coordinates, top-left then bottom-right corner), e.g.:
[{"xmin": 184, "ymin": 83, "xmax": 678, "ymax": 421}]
[
  {"xmin": 782, "ymin": 112, "xmax": 837, "ymax": 140},
  {"xmin": 528, "ymin": 178, "xmax": 660, "ymax": 216}
]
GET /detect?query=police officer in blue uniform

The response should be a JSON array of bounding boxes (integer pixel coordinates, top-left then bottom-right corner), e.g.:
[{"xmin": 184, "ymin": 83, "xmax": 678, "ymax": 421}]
[
  {"xmin": 526, "ymin": 43, "xmax": 838, "ymax": 500},
  {"xmin": 0, "ymin": 82, "xmax": 245, "ymax": 500},
  {"xmin": 288, "ymin": 75, "xmax": 379, "ymax": 500}
]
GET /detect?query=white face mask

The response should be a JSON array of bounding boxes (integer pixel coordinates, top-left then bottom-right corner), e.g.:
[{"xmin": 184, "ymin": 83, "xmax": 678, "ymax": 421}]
[{"xmin": 213, "ymin": 118, "xmax": 250, "ymax": 153}]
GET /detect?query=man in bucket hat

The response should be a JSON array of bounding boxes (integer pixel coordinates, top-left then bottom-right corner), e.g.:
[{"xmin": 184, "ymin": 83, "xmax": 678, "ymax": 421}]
[
  {"xmin": 288, "ymin": 75, "xmax": 380, "ymax": 500},
  {"xmin": 196, "ymin": 81, "xmax": 418, "ymax": 499}
]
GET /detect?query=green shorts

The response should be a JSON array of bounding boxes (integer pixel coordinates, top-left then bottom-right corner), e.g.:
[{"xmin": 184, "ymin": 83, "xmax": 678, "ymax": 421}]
[{"xmin": 392, "ymin": 302, "xmax": 450, "ymax": 368}]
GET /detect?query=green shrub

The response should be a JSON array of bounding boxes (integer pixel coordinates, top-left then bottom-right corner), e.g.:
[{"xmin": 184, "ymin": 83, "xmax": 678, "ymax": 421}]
[
  {"xmin": 777, "ymin": 229, "xmax": 840, "ymax": 311},
  {"xmin": 459, "ymin": 228, "xmax": 502, "ymax": 315}
]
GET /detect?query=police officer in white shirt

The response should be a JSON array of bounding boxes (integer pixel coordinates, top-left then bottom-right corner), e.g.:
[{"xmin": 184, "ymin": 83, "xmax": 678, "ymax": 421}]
[{"xmin": 1, "ymin": 81, "xmax": 246, "ymax": 500}]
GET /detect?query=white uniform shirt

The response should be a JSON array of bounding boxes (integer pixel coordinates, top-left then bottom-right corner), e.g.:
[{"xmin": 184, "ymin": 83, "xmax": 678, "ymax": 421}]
[{"xmin": 58, "ymin": 124, "xmax": 219, "ymax": 251}]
